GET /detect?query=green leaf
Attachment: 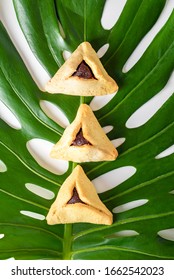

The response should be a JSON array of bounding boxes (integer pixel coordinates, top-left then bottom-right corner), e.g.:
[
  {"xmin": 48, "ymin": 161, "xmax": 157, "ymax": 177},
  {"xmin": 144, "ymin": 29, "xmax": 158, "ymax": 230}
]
[{"xmin": 0, "ymin": 0, "xmax": 174, "ymax": 259}]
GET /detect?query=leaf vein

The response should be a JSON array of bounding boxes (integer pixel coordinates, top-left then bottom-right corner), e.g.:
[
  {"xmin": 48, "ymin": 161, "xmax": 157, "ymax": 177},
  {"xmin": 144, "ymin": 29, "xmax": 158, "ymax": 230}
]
[
  {"xmin": 72, "ymin": 245, "xmax": 174, "ymax": 260},
  {"xmin": 0, "ymin": 222, "xmax": 63, "ymax": 241},
  {"xmin": 73, "ymin": 211, "xmax": 174, "ymax": 240}
]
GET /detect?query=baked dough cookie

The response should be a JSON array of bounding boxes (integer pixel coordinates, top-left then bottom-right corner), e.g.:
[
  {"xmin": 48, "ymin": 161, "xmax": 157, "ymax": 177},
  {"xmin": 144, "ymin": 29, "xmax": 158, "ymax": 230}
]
[
  {"xmin": 45, "ymin": 42, "xmax": 118, "ymax": 96},
  {"xmin": 50, "ymin": 104, "xmax": 118, "ymax": 162},
  {"xmin": 46, "ymin": 165, "xmax": 113, "ymax": 225}
]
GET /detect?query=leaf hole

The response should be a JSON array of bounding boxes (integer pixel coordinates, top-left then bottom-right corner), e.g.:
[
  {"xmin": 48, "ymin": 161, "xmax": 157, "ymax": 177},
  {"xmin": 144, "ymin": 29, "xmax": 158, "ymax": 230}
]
[
  {"xmin": 101, "ymin": 0, "xmax": 127, "ymax": 30},
  {"xmin": 102, "ymin": 125, "xmax": 114, "ymax": 134},
  {"xmin": 0, "ymin": 160, "xmax": 7, "ymax": 172},
  {"xmin": 158, "ymin": 228, "xmax": 174, "ymax": 242},
  {"xmin": 112, "ymin": 199, "xmax": 148, "ymax": 214},
  {"xmin": 169, "ymin": 190, "xmax": 174, "ymax": 195},
  {"xmin": 0, "ymin": 101, "xmax": 22, "ymax": 130},
  {"xmin": 126, "ymin": 71, "xmax": 174, "ymax": 129},
  {"xmin": 25, "ymin": 183, "xmax": 55, "ymax": 200},
  {"xmin": 0, "ymin": 234, "xmax": 5, "ymax": 239},
  {"xmin": 111, "ymin": 138, "xmax": 126, "ymax": 148},
  {"xmin": 58, "ymin": 21, "xmax": 66, "ymax": 39},
  {"xmin": 90, "ymin": 92, "xmax": 117, "ymax": 111},
  {"xmin": 40, "ymin": 100, "xmax": 70, "ymax": 128},
  {"xmin": 26, "ymin": 138, "xmax": 69, "ymax": 175},
  {"xmin": 92, "ymin": 166, "xmax": 136, "ymax": 194},
  {"xmin": 105, "ymin": 230, "xmax": 139, "ymax": 239},
  {"xmin": 97, "ymin": 43, "xmax": 109, "ymax": 58},
  {"xmin": 20, "ymin": 210, "xmax": 45, "ymax": 221},
  {"xmin": 155, "ymin": 145, "xmax": 174, "ymax": 159},
  {"xmin": 62, "ymin": 50, "xmax": 72, "ymax": 61}
]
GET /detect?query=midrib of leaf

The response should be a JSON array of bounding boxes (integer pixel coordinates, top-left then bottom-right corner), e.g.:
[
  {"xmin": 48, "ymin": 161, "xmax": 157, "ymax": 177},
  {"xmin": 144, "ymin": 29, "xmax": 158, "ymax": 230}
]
[
  {"xmin": 63, "ymin": 223, "xmax": 73, "ymax": 260},
  {"xmin": 73, "ymin": 211, "xmax": 174, "ymax": 240},
  {"xmin": 0, "ymin": 141, "xmax": 61, "ymax": 187},
  {"xmin": 99, "ymin": 39, "xmax": 174, "ymax": 123},
  {"xmin": 62, "ymin": 97, "xmax": 86, "ymax": 259},
  {"xmin": 84, "ymin": 0, "xmax": 87, "ymax": 41},
  {"xmin": 104, "ymin": 169, "xmax": 174, "ymax": 203}
]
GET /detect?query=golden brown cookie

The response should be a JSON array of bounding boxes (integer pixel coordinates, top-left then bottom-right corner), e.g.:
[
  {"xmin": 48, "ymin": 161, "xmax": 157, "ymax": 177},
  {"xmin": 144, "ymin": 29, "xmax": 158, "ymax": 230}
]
[
  {"xmin": 46, "ymin": 165, "xmax": 113, "ymax": 225},
  {"xmin": 45, "ymin": 42, "xmax": 118, "ymax": 96},
  {"xmin": 50, "ymin": 104, "xmax": 118, "ymax": 162}
]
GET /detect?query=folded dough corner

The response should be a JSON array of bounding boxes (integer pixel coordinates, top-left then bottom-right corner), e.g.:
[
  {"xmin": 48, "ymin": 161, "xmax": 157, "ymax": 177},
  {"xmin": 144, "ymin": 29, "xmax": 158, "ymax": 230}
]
[
  {"xmin": 46, "ymin": 165, "xmax": 113, "ymax": 225},
  {"xmin": 50, "ymin": 104, "xmax": 118, "ymax": 162},
  {"xmin": 45, "ymin": 41, "xmax": 118, "ymax": 96}
]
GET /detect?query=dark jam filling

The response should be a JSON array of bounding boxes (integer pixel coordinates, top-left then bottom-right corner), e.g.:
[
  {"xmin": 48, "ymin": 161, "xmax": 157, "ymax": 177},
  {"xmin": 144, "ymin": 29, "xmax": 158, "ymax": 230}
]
[
  {"xmin": 72, "ymin": 60, "xmax": 95, "ymax": 79},
  {"xmin": 71, "ymin": 129, "xmax": 91, "ymax": 146},
  {"xmin": 67, "ymin": 188, "xmax": 84, "ymax": 204}
]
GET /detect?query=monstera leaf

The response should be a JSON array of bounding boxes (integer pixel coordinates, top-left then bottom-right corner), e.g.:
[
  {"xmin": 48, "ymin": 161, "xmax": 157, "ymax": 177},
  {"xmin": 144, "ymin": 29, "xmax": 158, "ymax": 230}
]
[{"xmin": 0, "ymin": 0, "xmax": 174, "ymax": 260}]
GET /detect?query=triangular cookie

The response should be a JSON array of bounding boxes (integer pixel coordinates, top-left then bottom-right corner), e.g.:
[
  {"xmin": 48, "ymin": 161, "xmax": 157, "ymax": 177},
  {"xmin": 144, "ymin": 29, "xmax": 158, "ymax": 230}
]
[
  {"xmin": 50, "ymin": 104, "xmax": 118, "ymax": 162},
  {"xmin": 46, "ymin": 165, "xmax": 113, "ymax": 225},
  {"xmin": 45, "ymin": 42, "xmax": 118, "ymax": 96}
]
